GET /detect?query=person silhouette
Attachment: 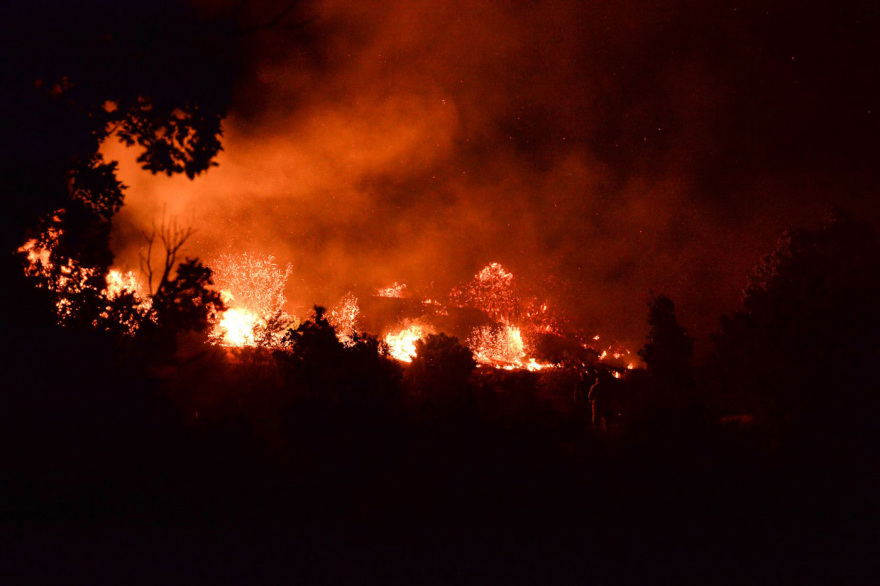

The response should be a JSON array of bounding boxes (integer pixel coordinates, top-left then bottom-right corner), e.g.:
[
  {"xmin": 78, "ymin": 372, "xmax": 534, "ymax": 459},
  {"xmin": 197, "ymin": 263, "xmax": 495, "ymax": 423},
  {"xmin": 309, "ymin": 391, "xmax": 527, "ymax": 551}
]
[{"xmin": 589, "ymin": 374, "xmax": 610, "ymax": 431}]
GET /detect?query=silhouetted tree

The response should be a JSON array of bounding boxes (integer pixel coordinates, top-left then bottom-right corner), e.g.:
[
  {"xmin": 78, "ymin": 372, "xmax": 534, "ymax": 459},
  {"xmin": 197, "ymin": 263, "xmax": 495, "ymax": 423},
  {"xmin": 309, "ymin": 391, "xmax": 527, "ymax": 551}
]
[
  {"xmin": 134, "ymin": 258, "xmax": 224, "ymax": 362},
  {"xmin": 0, "ymin": 0, "xmax": 244, "ymax": 340},
  {"xmin": 282, "ymin": 306, "xmax": 343, "ymax": 363},
  {"xmin": 712, "ymin": 209, "xmax": 880, "ymax": 433},
  {"xmin": 140, "ymin": 213, "xmax": 195, "ymax": 295},
  {"xmin": 276, "ymin": 306, "xmax": 346, "ymax": 397},
  {"xmin": 639, "ymin": 294, "xmax": 695, "ymax": 393},
  {"xmin": 1, "ymin": 0, "xmax": 238, "ymax": 229},
  {"xmin": 340, "ymin": 332, "xmax": 403, "ymax": 403},
  {"xmin": 406, "ymin": 333, "xmax": 477, "ymax": 402},
  {"xmin": 149, "ymin": 259, "xmax": 224, "ymax": 333}
]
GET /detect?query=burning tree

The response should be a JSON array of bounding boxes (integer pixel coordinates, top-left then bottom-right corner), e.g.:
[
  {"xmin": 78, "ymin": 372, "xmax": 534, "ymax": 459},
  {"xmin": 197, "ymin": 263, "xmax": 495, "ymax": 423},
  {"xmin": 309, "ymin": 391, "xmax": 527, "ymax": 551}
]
[
  {"xmin": 17, "ymin": 209, "xmax": 225, "ymax": 356},
  {"xmin": 2, "ymin": 0, "xmax": 241, "ymax": 344},
  {"xmin": 450, "ymin": 263, "xmax": 520, "ymax": 322},
  {"xmin": 467, "ymin": 323, "xmax": 527, "ymax": 368},
  {"xmin": 17, "ymin": 214, "xmax": 152, "ymax": 335},
  {"xmin": 328, "ymin": 292, "xmax": 360, "ymax": 345},
  {"xmin": 385, "ymin": 321, "xmax": 434, "ymax": 363},
  {"xmin": 209, "ymin": 252, "xmax": 294, "ymax": 348}
]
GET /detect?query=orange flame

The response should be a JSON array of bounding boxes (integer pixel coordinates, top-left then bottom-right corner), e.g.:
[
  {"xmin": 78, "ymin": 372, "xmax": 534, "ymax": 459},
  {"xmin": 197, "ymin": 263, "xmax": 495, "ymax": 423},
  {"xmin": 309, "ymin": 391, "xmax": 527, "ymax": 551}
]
[
  {"xmin": 329, "ymin": 292, "xmax": 360, "ymax": 345},
  {"xmin": 376, "ymin": 281, "xmax": 407, "ymax": 298},
  {"xmin": 18, "ymin": 231, "xmax": 150, "ymax": 333},
  {"xmin": 209, "ymin": 253, "xmax": 294, "ymax": 348},
  {"xmin": 214, "ymin": 307, "xmax": 261, "ymax": 348},
  {"xmin": 467, "ymin": 322, "xmax": 554, "ymax": 371},
  {"xmin": 451, "ymin": 262, "xmax": 518, "ymax": 321},
  {"xmin": 385, "ymin": 322, "xmax": 432, "ymax": 362}
]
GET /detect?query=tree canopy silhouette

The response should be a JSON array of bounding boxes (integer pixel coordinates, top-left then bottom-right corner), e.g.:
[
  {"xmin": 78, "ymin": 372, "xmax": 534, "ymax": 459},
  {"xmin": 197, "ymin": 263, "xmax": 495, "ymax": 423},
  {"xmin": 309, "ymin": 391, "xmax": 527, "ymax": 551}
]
[
  {"xmin": 639, "ymin": 294, "xmax": 695, "ymax": 393},
  {"xmin": 2, "ymin": 0, "xmax": 239, "ymax": 244},
  {"xmin": 1, "ymin": 0, "xmax": 243, "ymax": 339},
  {"xmin": 713, "ymin": 209, "xmax": 880, "ymax": 430},
  {"xmin": 406, "ymin": 333, "xmax": 477, "ymax": 401}
]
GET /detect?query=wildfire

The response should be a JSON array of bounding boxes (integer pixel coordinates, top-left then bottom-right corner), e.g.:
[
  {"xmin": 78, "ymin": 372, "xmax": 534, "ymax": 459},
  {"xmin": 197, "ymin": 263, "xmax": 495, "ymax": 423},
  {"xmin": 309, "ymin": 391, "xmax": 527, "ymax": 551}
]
[
  {"xmin": 451, "ymin": 262, "xmax": 518, "ymax": 321},
  {"xmin": 209, "ymin": 252, "xmax": 294, "ymax": 348},
  {"xmin": 385, "ymin": 322, "xmax": 432, "ymax": 362},
  {"xmin": 20, "ymin": 231, "xmax": 627, "ymax": 374},
  {"xmin": 467, "ymin": 322, "xmax": 553, "ymax": 372},
  {"xmin": 19, "ymin": 229, "xmax": 149, "ymax": 333},
  {"xmin": 468, "ymin": 323, "xmax": 526, "ymax": 367},
  {"xmin": 328, "ymin": 292, "xmax": 360, "ymax": 345},
  {"xmin": 214, "ymin": 307, "xmax": 260, "ymax": 348},
  {"xmin": 105, "ymin": 269, "xmax": 143, "ymax": 299},
  {"xmin": 376, "ymin": 281, "xmax": 407, "ymax": 298},
  {"xmin": 212, "ymin": 253, "xmax": 291, "ymax": 317}
]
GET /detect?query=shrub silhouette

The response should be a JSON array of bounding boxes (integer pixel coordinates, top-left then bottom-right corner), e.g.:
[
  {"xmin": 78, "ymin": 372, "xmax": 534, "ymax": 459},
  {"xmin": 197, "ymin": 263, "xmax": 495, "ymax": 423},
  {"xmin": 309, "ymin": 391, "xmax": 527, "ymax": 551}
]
[{"xmin": 405, "ymin": 333, "xmax": 476, "ymax": 406}]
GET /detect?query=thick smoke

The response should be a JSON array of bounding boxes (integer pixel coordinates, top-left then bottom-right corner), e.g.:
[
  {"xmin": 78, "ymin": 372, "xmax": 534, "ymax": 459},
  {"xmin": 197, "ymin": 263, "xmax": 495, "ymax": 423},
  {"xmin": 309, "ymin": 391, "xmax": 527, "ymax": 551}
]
[{"xmin": 106, "ymin": 0, "xmax": 880, "ymax": 352}]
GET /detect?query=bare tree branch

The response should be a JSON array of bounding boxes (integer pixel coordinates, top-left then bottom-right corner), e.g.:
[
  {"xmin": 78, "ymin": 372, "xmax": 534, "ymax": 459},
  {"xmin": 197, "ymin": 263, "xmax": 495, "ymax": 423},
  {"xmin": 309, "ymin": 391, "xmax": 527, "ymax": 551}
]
[
  {"xmin": 139, "ymin": 225, "xmax": 156, "ymax": 295},
  {"xmin": 139, "ymin": 207, "xmax": 195, "ymax": 296}
]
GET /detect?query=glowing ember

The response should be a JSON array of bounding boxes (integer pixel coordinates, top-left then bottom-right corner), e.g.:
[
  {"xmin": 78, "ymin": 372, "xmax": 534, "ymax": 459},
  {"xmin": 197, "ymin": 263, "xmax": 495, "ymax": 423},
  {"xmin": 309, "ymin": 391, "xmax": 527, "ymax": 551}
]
[
  {"xmin": 19, "ymin": 237, "xmax": 52, "ymax": 272},
  {"xmin": 385, "ymin": 322, "xmax": 431, "ymax": 362},
  {"xmin": 376, "ymin": 281, "xmax": 407, "ymax": 298}
]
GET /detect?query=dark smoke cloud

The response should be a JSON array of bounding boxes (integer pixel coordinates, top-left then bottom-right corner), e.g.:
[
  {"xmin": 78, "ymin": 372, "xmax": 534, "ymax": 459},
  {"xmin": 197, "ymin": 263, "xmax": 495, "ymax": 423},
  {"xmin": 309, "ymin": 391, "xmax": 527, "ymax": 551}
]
[{"xmin": 107, "ymin": 0, "xmax": 880, "ymax": 353}]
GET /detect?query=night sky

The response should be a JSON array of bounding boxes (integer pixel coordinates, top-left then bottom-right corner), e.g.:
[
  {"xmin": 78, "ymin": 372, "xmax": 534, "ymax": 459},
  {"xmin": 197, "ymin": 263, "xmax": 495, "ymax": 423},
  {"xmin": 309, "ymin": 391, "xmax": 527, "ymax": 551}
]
[{"xmin": 105, "ymin": 0, "xmax": 880, "ymax": 352}]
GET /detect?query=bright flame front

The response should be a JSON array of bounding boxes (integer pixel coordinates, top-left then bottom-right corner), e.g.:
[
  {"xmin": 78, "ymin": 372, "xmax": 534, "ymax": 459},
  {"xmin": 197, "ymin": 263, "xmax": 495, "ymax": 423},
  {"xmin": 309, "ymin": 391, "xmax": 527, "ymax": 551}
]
[
  {"xmin": 214, "ymin": 307, "xmax": 260, "ymax": 348},
  {"xmin": 385, "ymin": 324, "xmax": 430, "ymax": 362}
]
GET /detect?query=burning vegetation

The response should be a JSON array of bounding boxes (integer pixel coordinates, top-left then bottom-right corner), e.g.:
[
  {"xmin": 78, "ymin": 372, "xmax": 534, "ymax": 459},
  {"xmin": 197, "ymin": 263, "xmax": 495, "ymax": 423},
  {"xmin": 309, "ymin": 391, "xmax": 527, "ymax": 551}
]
[
  {"xmin": 328, "ymin": 292, "xmax": 360, "ymax": 346},
  {"xmin": 209, "ymin": 252, "xmax": 294, "ymax": 348},
  {"xmin": 202, "ymin": 257, "xmax": 632, "ymax": 373},
  {"xmin": 385, "ymin": 322, "xmax": 434, "ymax": 362},
  {"xmin": 376, "ymin": 282, "xmax": 407, "ymax": 298},
  {"xmin": 19, "ymin": 230, "xmax": 633, "ymax": 374},
  {"xmin": 18, "ymin": 218, "xmax": 151, "ymax": 334}
]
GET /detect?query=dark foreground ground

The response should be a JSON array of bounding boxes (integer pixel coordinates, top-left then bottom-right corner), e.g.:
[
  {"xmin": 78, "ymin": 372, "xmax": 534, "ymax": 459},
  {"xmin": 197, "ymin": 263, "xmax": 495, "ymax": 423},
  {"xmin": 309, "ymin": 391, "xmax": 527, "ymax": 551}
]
[
  {"xmin": 1, "ymin": 325, "xmax": 877, "ymax": 584},
  {"xmin": 1, "ymin": 407, "xmax": 877, "ymax": 585}
]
